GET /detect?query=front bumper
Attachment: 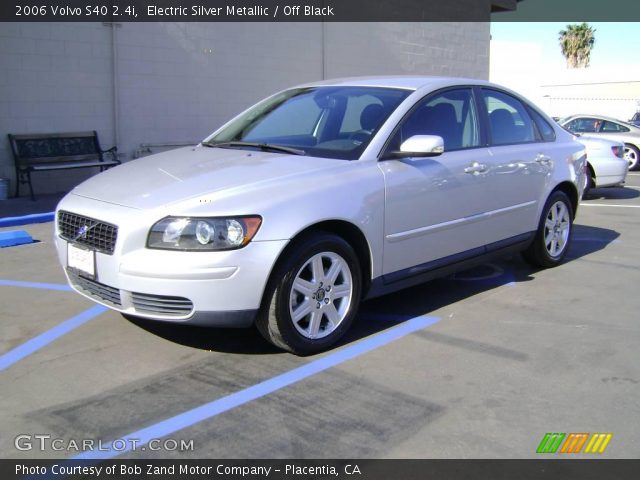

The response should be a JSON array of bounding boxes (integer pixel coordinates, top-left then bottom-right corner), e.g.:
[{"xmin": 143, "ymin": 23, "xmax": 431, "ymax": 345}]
[{"xmin": 54, "ymin": 195, "xmax": 288, "ymax": 327}]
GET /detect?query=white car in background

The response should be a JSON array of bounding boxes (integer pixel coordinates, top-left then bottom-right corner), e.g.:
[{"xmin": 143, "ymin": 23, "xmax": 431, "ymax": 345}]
[
  {"xmin": 576, "ymin": 135, "xmax": 628, "ymax": 194},
  {"xmin": 559, "ymin": 114, "xmax": 640, "ymax": 170}
]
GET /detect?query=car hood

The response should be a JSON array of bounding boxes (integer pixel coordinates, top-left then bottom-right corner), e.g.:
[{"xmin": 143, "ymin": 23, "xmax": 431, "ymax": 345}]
[{"xmin": 71, "ymin": 146, "xmax": 342, "ymax": 210}]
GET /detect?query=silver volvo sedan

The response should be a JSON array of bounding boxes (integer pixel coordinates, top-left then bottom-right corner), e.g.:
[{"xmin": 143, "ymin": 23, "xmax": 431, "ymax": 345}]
[{"xmin": 55, "ymin": 77, "xmax": 587, "ymax": 355}]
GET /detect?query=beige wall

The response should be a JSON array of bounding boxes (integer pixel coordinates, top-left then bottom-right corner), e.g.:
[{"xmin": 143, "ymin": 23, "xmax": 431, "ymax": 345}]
[
  {"xmin": 540, "ymin": 81, "xmax": 640, "ymax": 120},
  {"xmin": 0, "ymin": 21, "xmax": 490, "ymax": 196}
]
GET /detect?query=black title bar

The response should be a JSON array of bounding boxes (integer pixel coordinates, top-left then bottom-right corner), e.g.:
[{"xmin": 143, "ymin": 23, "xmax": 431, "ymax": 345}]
[
  {"xmin": 2, "ymin": 0, "xmax": 640, "ymax": 22},
  {"xmin": 3, "ymin": 459, "xmax": 640, "ymax": 480}
]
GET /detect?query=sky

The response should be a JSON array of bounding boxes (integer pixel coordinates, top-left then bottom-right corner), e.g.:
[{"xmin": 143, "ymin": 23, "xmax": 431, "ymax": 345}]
[
  {"xmin": 489, "ymin": 22, "xmax": 640, "ymax": 118},
  {"xmin": 490, "ymin": 22, "xmax": 640, "ymax": 70}
]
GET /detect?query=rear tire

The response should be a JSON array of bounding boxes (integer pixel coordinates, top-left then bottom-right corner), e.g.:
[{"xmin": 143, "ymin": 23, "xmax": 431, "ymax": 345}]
[
  {"xmin": 256, "ymin": 233, "xmax": 362, "ymax": 355},
  {"xmin": 624, "ymin": 143, "xmax": 640, "ymax": 171},
  {"xmin": 522, "ymin": 191, "xmax": 574, "ymax": 268},
  {"xmin": 583, "ymin": 166, "xmax": 594, "ymax": 197}
]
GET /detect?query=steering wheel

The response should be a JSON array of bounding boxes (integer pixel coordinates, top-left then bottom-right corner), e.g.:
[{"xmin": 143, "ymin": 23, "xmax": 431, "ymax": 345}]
[{"xmin": 349, "ymin": 130, "xmax": 373, "ymax": 143}]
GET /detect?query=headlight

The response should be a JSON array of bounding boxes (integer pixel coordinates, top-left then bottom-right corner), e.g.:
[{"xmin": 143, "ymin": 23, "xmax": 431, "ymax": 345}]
[{"xmin": 147, "ymin": 216, "xmax": 262, "ymax": 251}]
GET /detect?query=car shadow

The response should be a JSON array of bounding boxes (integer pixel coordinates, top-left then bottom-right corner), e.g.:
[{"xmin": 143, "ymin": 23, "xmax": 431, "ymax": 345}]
[
  {"xmin": 567, "ymin": 224, "xmax": 621, "ymax": 262},
  {"xmin": 583, "ymin": 185, "xmax": 639, "ymax": 200},
  {"xmin": 125, "ymin": 224, "xmax": 620, "ymax": 356}
]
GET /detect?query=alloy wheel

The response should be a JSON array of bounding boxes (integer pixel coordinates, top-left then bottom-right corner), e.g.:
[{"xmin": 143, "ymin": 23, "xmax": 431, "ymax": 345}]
[
  {"xmin": 624, "ymin": 146, "xmax": 639, "ymax": 170},
  {"xmin": 544, "ymin": 201, "xmax": 571, "ymax": 258},
  {"xmin": 289, "ymin": 251, "xmax": 353, "ymax": 340}
]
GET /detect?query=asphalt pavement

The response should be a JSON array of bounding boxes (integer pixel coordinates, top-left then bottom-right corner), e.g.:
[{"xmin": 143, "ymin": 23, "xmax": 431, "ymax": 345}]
[{"xmin": 1, "ymin": 175, "xmax": 638, "ymax": 459}]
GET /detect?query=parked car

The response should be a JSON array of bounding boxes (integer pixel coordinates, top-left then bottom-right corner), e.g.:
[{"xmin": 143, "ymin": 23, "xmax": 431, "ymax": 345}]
[
  {"xmin": 559, "ymin": 114, "xmax": 640, "ymax": 170},
  {"xmin": 629, "ymin": 112, "xmax": 640, "ymax": 127},
  {"xmin": 55, "ymin": 77, "xmax": 586, "ymax": 354},
  {"xmin": 575, "ymin": 135, "xmax": 628, "ymax": 194}
]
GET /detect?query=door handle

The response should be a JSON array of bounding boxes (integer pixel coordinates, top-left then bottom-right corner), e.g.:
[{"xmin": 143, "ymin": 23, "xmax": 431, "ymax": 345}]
[
  {"xmin": 464, "ymin": 162, "xmax": 488, "ymax": 174},
  {"xmin": 536, "ymin": 154, "xmax": 552, "ymax": 166}
]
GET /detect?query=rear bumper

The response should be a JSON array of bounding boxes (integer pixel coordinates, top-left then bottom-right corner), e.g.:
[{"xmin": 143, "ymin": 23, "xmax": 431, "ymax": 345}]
[{"xmin": 591, "ymin": 157, "xmax": 628, "ymax": 187}]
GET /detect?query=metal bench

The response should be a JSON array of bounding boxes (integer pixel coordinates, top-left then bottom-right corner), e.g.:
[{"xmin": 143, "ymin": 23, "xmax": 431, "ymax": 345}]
[{"xmin": 8, "ymin": 131, "xmax": 120, "ymax": 200}]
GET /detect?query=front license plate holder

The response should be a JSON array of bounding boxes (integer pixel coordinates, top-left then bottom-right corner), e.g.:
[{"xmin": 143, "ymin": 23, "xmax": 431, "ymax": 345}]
[{"xmin": 67, "ymin": 243, "xmax": 96, "ymax": 279}]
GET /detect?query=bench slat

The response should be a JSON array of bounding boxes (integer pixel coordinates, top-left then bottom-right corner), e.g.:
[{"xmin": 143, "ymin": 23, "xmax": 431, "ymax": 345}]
[
  {"xmin": 31, "ymin": 160, "xmax": 120, "ymax": 171},
  {"xmin": 17, "ymin": 153, "xmax": 102, "ymax": 166}
]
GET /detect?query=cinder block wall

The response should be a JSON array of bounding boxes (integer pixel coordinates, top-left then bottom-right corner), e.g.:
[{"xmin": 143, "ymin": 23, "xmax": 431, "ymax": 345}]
[{"xmin": 0, "ymin": 21, "xmax": 489, "ymax": 196}]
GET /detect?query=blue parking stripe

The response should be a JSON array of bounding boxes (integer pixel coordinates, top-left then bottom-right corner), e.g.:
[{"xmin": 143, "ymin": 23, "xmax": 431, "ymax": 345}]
[
  {"xmin": 0, "ymin": 305, "xmax": 107, "ymax": 371},
  {"xmin": 0, "ymin": 279, "xmax": 73, "ymax": 292},
  {"xmin": 73, "ymin": 315, "xmax": 440, "ymax": 460},
  {"xmin": 0, "ymin": 211, "xmax": 54, "ymax": 227}
]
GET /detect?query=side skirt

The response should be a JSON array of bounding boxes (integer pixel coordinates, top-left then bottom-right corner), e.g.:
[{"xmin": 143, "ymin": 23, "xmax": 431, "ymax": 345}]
[{"xmin": 365, "ymin": 232, "xmax": 534, "ymax": 300}]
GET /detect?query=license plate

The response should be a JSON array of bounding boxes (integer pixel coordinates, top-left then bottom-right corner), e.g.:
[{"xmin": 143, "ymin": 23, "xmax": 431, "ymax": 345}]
[{"xmin": 67, "ymin": 243, "xmax": 95, "ymax": 278}]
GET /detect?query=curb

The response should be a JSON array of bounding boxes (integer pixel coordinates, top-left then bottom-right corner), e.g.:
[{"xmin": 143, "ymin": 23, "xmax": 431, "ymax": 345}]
[
  {"xmin": 0, "ymin": 230, "xmax": 33, "ymax": 248},
  {"xmin": 0, "ymin": 212, "xmax": 55, "ymax": 228}
]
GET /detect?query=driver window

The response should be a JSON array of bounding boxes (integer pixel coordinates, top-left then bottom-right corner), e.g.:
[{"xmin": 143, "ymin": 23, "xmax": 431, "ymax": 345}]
[{"xmin": 388, "ymin": 88, "xmax": 480, "ymax": 153}]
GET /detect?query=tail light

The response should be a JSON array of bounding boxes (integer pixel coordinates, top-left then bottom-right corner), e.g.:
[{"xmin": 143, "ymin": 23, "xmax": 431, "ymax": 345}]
[{"xmin": 611, "ymin": 146, "xmax": 623, "ymax": 158}]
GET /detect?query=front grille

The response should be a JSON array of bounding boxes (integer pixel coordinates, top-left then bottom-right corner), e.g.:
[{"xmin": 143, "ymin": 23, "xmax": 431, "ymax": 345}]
[
  {"xmin": 68, "ymin": 270, "xmax": 122, "ymax": 307},
  {"xmin": 58, "ymin": 211, "xmax": 118, "ymax": 255},
  {"xmin": 131, "ymin": 292, "xmax": 193, "ymax": 317}
]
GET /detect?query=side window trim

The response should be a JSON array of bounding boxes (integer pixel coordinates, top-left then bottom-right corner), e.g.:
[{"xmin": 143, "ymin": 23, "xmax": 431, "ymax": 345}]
[
  {"xmin": 526, "ymin": 104, "xmax": 557, "ymax": 143},
  {"xmin": 472, "ymin": 86, "xmax": 490, "ymax": 147}
]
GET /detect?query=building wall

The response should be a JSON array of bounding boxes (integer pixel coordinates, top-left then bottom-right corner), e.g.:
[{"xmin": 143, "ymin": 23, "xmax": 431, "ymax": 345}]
[
  {"xmin": 539, "ymin": 81, "xmax": 640, "ymax": 120},
  {"xmin": 0, "ymin": 21, "xmax": 490, "ymax": 196}
]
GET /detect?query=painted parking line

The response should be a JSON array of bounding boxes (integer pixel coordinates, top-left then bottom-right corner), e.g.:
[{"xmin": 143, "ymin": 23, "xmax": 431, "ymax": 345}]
[
  {"xmin": 0, "ymin": 305, "xmax": 107, "ymax": 371},
  {"xmin": 73, "ymin": 314, "xmax": 441, "ymax": 460},
  {"xmin": 0, "ymin": 279, "xmax": 72, "ymax": 292},
  {"xmin": 580, "ymin": 203, "xmax": 640, "ymax": 208},
  {"xmin": 0, "ymin": 211, "xmax": 54, "ymax": 228}
]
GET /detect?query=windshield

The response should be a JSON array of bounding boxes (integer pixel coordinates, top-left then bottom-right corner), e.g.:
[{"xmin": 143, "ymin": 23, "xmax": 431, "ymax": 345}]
[{"xmin": 203, "ymin": 86, "xmax": 411, "ymax": 160}]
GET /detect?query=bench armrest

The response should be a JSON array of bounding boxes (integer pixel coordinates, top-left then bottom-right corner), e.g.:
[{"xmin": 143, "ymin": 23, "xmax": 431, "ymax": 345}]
[{"xmin": 100, "ymin": 146, "xmax": 120, "ymax": 163}]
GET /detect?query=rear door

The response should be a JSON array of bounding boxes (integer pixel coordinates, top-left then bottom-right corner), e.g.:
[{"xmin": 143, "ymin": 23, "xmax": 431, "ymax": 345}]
[{"xmin": 481, "ymin": 88, "xmax": 552, "ymax": 235}]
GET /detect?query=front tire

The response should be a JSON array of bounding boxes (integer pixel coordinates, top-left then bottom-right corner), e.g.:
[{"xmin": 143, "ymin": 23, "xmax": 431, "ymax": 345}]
[
  {"xmin": 523, "ymin": 191, "xmax": 574, "ymax": 268},
  {"xmin": 256, "ymin": 233, "xmax": 362, "ymax": 355},
  {"xmin": 624, "ymin": 143, "xmax": 640, "ymax": 171}
]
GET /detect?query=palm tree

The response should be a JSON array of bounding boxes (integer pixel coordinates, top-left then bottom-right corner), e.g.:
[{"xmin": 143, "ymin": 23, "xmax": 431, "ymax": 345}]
[{"xmin": 559, "ymin": 23, "xmax": 596, "ymax": 68}]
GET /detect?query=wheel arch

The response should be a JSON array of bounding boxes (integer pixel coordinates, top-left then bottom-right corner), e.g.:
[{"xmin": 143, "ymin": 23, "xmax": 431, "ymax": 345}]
[
  {"xmin": 551, "ymin": 181, "xmax": 579, "ymax": 219},
  {"xmin": 261, "ymin": 220, "xmax": 374, "ymax": 306}
]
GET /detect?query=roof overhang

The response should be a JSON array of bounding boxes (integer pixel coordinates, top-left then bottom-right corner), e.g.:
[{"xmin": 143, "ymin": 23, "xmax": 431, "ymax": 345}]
[{"xmin": 491, "ymin": 0, "xmax": 520, "ymax": 13}]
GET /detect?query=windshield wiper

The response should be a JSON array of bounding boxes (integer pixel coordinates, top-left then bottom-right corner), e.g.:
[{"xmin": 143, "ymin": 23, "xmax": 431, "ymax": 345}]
[{"xmin": 202, "ymin": 141, "xmax": 305, "ymax": 156}]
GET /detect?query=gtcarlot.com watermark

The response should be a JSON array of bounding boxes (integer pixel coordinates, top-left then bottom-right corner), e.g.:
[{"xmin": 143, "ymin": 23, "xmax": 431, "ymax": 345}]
[{"xmin": 15, "ymin": 434, "xmax": 194, "ymax": 453}]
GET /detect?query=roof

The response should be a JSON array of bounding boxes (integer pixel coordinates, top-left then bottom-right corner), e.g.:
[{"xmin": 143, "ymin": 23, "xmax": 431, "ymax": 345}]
[{"xmin": 299, "ymin": 75, "xmax": 496, "ymax": 91}]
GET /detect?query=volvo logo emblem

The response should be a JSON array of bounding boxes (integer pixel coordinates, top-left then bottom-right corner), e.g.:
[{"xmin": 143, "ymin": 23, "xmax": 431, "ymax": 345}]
[{"xmin": 73, "ymin": 223, "xmax": 96, "ymax": 241}]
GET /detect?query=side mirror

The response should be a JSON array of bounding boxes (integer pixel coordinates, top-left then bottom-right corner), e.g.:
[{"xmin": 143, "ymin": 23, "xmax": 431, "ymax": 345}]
[{"xmin": 383, "ymin": 135, "xmax": 444, "ymax": 159}]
